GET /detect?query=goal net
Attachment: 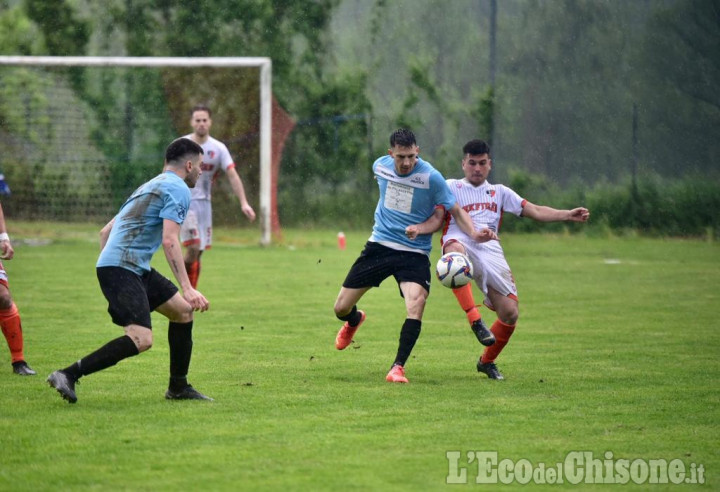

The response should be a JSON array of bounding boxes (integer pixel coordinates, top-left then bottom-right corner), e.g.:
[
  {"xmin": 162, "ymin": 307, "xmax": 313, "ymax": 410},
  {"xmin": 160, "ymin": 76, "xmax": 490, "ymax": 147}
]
[{"xmin": 0, "ymin": 56, "xmax": 277, "ymax": 245}]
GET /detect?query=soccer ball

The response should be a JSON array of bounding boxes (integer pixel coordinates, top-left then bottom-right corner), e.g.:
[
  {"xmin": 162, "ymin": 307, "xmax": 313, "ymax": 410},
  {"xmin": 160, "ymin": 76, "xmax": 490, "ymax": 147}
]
[{"xmin": 436, "ymin": 252, "xmax": 474, "ymax": 288}]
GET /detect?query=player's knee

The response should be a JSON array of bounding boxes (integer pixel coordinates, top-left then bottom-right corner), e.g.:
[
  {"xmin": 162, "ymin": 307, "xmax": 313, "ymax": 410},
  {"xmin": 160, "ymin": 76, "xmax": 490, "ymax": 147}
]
[
  {"xmin": 333, "ymin": 301, "xmax": 350, "ymax": 319},
  {"xmin": 128, "ymin": 327, "xmax": 153, "ymax": 352},
  {"xmin": 0, "ymin": 291, "xmax": 13, "ymax": 310},
  {"xmin": 501, "ymin": 308, "xmax": 519, "ymax": 326},
  {"xmin": 176, "ymin": 310, "xmax": 193, "ymax": 324},
  {"xmin": 184, "ymin": 245, "xmax": 200, "ymax": 262},
  {"xmin": 443, "ymin": 242, "xmax": 465, "ymax": 255},
  {"xmin": 406, "ymin": 296, "xmax": 427, "ymax": 319}
]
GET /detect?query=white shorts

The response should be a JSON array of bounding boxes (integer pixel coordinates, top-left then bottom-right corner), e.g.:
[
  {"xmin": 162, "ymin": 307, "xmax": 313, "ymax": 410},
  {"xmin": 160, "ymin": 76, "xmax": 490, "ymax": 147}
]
[
  {"xmin": 443, "ymin": 235, "xmax": 518, "ymax": 310},
  {"xmin": 180, "ymin": 200, "xmax": 213, "ymax": 251}
]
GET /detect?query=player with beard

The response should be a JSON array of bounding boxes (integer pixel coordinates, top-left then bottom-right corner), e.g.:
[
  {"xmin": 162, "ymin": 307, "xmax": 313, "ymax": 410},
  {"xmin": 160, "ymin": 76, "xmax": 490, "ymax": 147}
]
[
  {"xmin": 47, "ymin": 138, "xmax": 212, "ymax": 403},
  {"xmin": 421, "ymin": 139, "xmax": 589, "ymax": 379},
  {"xmin": 180, "ymin": 105, "xmax": 256, "ymax": 288}
]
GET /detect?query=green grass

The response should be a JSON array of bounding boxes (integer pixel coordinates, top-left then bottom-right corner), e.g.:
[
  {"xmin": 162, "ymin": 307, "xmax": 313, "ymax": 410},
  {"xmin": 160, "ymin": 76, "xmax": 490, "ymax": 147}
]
[{"xmin": 1, "ymin": 224, "xmax": 718, "ymax": 491}]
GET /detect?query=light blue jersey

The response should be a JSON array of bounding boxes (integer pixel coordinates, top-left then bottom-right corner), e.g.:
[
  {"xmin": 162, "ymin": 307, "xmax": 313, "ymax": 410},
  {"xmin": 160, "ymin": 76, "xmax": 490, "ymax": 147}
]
[
  {"xmin": 97, "ymin": 171, "xmax": 190, "ymax": 275},
  {"xmin": 369, "ymin": 155, "xmax": 456, "ymax": 254}
]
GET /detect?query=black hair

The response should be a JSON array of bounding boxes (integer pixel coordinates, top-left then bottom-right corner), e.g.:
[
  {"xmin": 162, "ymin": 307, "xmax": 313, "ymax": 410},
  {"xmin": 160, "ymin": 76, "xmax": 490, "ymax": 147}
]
[
  {"xmin": 389, "ymin": 128, "xmax": 417, "ymax": 147},
  {"xmin": 165, "ymin": 138, "xmax": 204, "ymax": 165},
  {"xmin": 191, "ymin": 104, "xmax": 212, "ymax": 117},
  {"xmin": 463, "ymin": 139, "xmax": 491, "ymax": 156}
]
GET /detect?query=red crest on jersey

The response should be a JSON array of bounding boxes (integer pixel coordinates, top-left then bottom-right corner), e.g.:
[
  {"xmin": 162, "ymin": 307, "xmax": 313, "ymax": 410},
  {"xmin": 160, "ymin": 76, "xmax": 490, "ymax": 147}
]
[
  {"xmin": 487, "ymin": 190, "xmax": 496, "ymax": 197},
  {"xmin": 208, "ymin": 151, "xmax": 215, "ymax": 159}
]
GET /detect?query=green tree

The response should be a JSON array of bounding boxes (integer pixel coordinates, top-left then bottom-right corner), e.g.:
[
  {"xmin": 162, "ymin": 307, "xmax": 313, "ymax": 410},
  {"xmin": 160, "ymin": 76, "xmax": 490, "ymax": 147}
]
[{"xmin": 636, "ymin": 0, "xmax": 720, "ymax": 178}]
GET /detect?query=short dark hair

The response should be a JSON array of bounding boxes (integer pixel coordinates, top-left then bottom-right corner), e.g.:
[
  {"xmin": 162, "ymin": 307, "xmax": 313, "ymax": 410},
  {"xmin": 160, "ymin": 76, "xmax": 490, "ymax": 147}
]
[
  {"xmin": 389, "ymin": 128, "xmax": 416, "ymax": 147},
  {"xmin": 463, "ymin": 139, "xmax": 491, "ymax": 156},
  {"xmin": 191, "ymin": 104, "xmax": 212, "ymax": 117},
  {"xmin": 165, "ymin": 138, "xmax": 203, "ymax": 165}
]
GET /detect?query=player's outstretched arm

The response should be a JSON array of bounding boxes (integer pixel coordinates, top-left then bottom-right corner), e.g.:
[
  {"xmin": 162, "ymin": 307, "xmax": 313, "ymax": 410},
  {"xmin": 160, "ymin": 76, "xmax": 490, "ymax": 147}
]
[
  {"xmin": 161, "ymin": 219, "xmax": 209, "ymax": 312},
  {"xmin": 449, "ymin": 203, "xmax": 498, "ymax": 243},
  {"xmin": 406, "ymin": 206, "xmax": 445, "ymax": 240},
  {"xmin": 522, "ymin": 202, "xmax": 590, "ymax": 223},
  {"xmin": 226, "ymin": 167, "xmax": 256, "ymax": 221}
]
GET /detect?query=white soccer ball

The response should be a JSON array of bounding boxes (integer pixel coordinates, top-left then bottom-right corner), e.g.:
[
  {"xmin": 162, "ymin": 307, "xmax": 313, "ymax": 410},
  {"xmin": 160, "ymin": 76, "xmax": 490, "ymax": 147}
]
[{"xmin": 435, "ymin": 252, "xmax": 474, "ymax": 288}]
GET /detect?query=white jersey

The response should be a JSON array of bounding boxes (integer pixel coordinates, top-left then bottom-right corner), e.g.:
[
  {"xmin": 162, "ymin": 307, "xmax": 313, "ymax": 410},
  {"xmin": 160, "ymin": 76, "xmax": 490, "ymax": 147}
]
[
  {"xmin": 441, "ymin": 179, "xmax": 527, "ymax": 308},
  {"xmin": 184, "ymin": 134, "xmax": 235, "ymax": 201},
  {"xmin": 442, "ymin": 179, "xmax": 526, "ymax": 236}
]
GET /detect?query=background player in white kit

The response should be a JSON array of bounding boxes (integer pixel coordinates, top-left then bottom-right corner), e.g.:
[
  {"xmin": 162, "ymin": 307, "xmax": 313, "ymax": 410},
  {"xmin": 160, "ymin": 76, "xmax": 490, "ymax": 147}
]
[
  {"xmin": 423, "ymin": 139, "xmax": 589, "ymax": 379},
  {"xmin": 181, "ymin": 105, "xmax": 256, "ymax": 288}
]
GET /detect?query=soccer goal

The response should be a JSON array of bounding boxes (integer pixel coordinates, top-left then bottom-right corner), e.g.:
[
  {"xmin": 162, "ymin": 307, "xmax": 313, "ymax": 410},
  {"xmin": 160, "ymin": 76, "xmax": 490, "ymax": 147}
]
[{"xmin": 0, "ymin": 56, "xmax": 275, "ymax": 245}]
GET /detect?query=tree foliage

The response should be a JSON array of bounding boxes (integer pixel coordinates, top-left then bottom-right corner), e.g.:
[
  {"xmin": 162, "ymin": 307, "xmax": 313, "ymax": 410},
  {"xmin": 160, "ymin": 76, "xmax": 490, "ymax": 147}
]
[{"xmin": 0, "ymin": 0, "xmax": 717, "ymax": 229}]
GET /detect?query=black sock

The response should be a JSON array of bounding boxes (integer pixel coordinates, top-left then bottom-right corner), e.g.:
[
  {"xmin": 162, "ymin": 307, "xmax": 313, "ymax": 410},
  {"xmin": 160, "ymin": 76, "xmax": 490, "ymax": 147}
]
[
  {"xmin": 168, "ymin": 321, "xmax": 193, "ymax": 390},
  {"xmin": 393, "ymin": 319, "xmax": 422, "ymax": 367},
  {"xmin": 337, "ymin": 305, "xmax": 362, "ymax": 327},
  {"xmin": 63, "ymin": 335, "xmax": 139, "ymax": 379}
]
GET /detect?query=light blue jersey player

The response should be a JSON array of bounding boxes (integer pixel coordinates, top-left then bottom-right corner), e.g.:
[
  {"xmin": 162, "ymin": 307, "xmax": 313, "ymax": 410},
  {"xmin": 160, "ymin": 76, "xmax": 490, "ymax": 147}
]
[
  {"xmin": 332, "ymin": 128, "xmax": 497, "ymax": 384},
  {"xmin": 369, "ymin": 154, "xmax": 456, "ymax": 254},
  {"xmin": 47, "ymin": 138, "xmax": 213, "ymax": 404},
  {"xmin": 97, "ymin": 171, "xmax": 191, "ymax": 275}
]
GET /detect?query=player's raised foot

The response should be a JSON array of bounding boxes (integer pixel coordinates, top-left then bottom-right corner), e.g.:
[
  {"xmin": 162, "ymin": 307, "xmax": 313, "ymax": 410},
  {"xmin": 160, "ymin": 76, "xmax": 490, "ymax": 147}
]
[
  {"xmin": 335, "ymin": 310, "xmax": 366, "ymax": 350},
  {"xmin": 12, "ymin": 361, "xmax": 36, "ymax": 376},
  {"xmin": 477, "ymin": 360, "xmax": 504, "ymax": 380},
  {"xmin": 165, "ymin": 385, "xmax": 214, "ymax": 401},
  {"xmin": 385, "ymin": 364, "xmax": 409, "ymax": 383},
  {"xmin": 47, "ymin": 370, "xmax": 78, "ymax": 403},
  {"xmin": 471, "ymin": 319, "xmax": 495, "ymax": 346}
]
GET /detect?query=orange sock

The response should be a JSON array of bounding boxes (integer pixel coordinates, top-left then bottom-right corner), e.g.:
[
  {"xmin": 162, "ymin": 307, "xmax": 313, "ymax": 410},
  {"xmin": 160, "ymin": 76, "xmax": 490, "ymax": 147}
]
[
  {"xmin": 481, "ymin": 319, "xmax": 516, "ymax": 364},
  {"xmin": 0, "ymin": 303, "xmax": 25, "ymax": 363},
  {"xmin": 187, "ymin": 261, "xmax": 200, "ymax": 289},
  {"xmin": 452, "ymin": 283, "xmax": 481, "ymax": 324}
]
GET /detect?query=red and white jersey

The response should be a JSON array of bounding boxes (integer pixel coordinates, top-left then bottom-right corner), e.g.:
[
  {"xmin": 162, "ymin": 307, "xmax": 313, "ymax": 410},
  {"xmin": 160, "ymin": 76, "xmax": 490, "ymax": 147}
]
[
  {"xmin": 184, "ymin": 134, "xmax": 236, "ymax": 201},
  {"xmin": 442, "ymin": 179, "xmax": 526, "ymax": 239}
]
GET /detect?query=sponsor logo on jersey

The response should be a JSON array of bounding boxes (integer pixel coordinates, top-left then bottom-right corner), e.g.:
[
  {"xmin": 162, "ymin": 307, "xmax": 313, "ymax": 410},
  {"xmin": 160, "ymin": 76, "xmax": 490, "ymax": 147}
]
[
  {"xmin": 463, "ymin": 202, "xmax": 497, "ymax": 213},
  {"xmin": 375, "ymin": 166, "xmax": 430, "ymax": 189},
  {"xmin": 201, "ymin": 163, "xmax": 215, "ymax": 171}
]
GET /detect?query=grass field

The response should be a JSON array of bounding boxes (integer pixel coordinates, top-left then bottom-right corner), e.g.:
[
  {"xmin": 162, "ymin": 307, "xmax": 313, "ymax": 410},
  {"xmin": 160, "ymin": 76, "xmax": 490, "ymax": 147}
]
[{"xmin": 1, "ymin": 224, "xmax": 718, "ymax": 491}]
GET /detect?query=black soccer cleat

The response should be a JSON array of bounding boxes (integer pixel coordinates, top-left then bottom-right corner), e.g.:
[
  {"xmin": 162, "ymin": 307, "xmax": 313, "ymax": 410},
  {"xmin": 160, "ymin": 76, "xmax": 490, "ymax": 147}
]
[
  {"xmin": 477, "ymin": 360, "xmax": 504, "ymax": 380},
  {"xmin": 12, "ymin": 361, "xmax": 36, "ymax": 376},
  {"xmin": 165, "ymin": 385, "xmax": 214, "ymax": 401},
  {"xmin": 471, "ymin": 319, "xmax": 496, "ymax": 346},
  {"xmin": 47, "ymin": 370, "xmax": 78, "ymax": 403}
]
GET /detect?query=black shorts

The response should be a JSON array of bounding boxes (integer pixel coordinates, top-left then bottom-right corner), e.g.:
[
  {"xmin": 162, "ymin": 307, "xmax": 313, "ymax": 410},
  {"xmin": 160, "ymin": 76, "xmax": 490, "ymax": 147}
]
[
  {"xmin": 96, "ymin": 266, "xmax": 178, "ymax": 328},
  {"xmin": 342, "ymin": 241, "xmax": 432, "ymax": 295}
]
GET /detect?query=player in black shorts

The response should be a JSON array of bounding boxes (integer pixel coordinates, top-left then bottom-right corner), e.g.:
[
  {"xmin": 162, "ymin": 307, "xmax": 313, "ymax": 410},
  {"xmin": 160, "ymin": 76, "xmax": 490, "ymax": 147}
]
[{"xmin": 47, "ymin": 138, "xmax": 211, "ymax": 403}]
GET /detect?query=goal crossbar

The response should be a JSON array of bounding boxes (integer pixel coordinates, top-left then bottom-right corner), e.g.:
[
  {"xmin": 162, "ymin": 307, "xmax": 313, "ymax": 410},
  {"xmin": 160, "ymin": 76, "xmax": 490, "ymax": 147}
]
[{"xmin": 0, "ymin": 56, "xmax": 274, "ymax": 245}]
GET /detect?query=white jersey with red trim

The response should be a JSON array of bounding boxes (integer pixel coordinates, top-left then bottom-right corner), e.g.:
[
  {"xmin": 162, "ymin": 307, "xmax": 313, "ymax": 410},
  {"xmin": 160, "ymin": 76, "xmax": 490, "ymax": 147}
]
[
  {"xmin": 442, "ymin": 179, "xmax": 526, "ymax": 238},
  {"xmin": 441, "ymin": 179, "xmax": 526, "ymax": 308},
  {"xmin": 183, "ymin": 134, "xmax": 236, "ymax": 201}
]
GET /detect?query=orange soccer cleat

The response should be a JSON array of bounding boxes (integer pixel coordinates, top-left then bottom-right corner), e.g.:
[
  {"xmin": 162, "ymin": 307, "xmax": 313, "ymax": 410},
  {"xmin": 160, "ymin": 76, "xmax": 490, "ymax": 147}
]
[
  {"xmin": 385, "ymin": 364, "xmax": 409, "ymax": 383},
  {"xmin": 335, "ymin": 310, "xmax": 366, "ymax": 350}
]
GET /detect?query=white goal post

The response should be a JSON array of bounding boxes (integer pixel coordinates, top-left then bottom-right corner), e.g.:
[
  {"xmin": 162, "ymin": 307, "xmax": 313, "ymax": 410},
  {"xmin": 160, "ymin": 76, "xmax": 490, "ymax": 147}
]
[{"xmin": 0, "ymin": 56, "xmax": 274, "ymax": 245}]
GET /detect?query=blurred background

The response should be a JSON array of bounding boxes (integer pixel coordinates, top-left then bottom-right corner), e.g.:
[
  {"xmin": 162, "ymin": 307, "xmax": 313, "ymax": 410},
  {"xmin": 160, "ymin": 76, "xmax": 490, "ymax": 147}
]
[{"xmin": 0, "ymin": 0, "xmax": 717, "ymax": 237}]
